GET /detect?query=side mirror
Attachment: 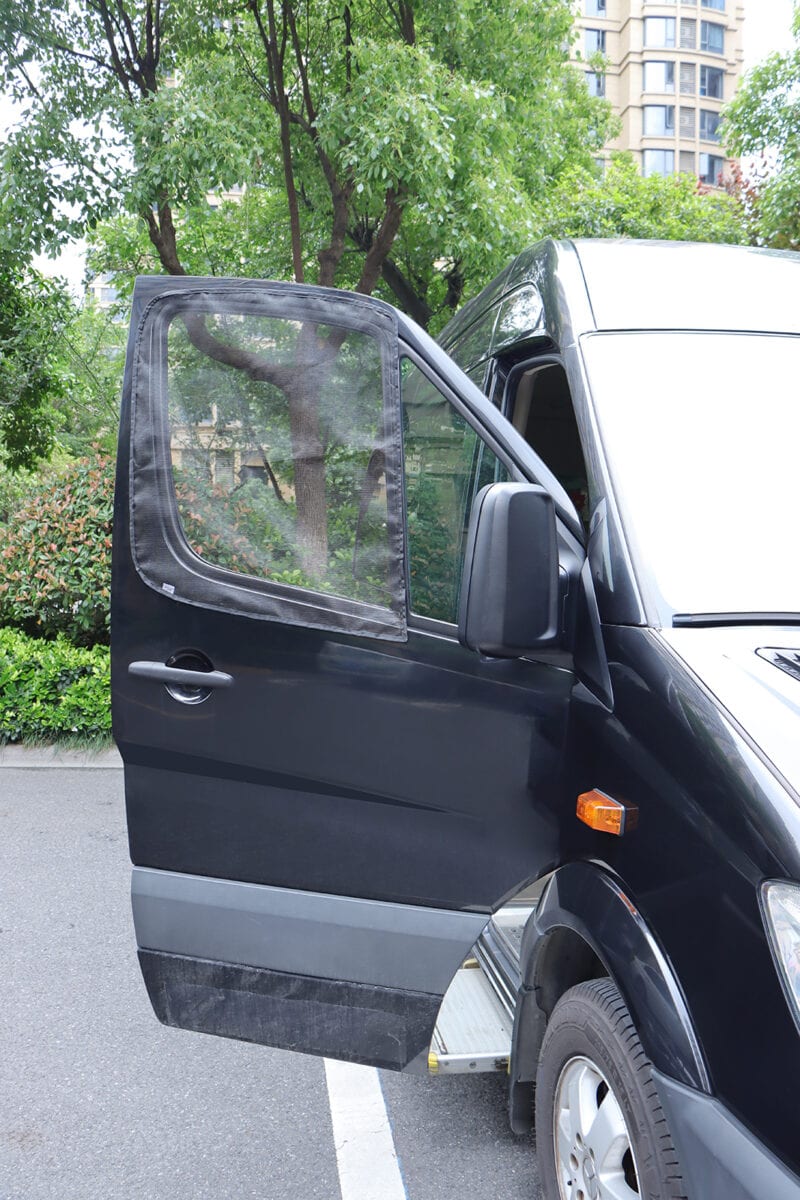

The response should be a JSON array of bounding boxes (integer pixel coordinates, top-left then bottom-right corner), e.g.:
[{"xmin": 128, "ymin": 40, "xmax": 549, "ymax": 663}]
[{"xmin": 458, "ymin": 483, "xmax": 559, "ymax": 658}]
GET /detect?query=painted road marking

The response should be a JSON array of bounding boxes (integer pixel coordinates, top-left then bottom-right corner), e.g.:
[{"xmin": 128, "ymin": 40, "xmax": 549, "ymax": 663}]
[{"xmin": 324, "ymin": 1058, "xmax": 408, "ymax": 1200}]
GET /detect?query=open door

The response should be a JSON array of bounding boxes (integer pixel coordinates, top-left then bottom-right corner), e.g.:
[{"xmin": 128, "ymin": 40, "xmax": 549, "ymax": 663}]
[{"xmin": 112, "ymin": 277, "xmax": 572, "ymax": 1070}]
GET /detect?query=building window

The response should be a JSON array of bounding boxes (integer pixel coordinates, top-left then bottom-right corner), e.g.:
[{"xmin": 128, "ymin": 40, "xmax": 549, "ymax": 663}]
[
  {"xmin": 700, "ymin": 64, "xmax": 724, "ymax": 97},
  {"xmin": 700, "ymin": 21, "xmax": 725, "ymax": 54},
  {"xmin": 680, "ymin": 19, "xmax": 696, "ymax": 49},
  {"xmin": 644, "ymin": 17, "xmax": 676, "ymax": 48},
  {"xmin": 680, "ymin": 106, "xmax": 696, "ymax": 136},
  {"xmin": 643, "ymin": 105, "xmax": 676, "ymax": 136},
  {"xmin": 699, "ymin": 152, "xmax": 725, "ymax": 185},
  {"xmin": 586, "ymin": 71, "xmax": 606, "ymax": 97},
  {"xmin": 701, "ymin": 0, "xmax": 725, "ymax": 9},
  {"xmin": 680, "ymin": 151, "xmax": 696, "ymax": 174},
  {"xmin": 585, "ymin": 28, "xmax": 606, "ymax": 54},
  {"xmin": 680, "ymin": 63, "xmax": 696, "ymax": 94},
  {"xmin": 643, "ymin": 61, "xmax": 676, "ymax": 93},
  {"xmin": 585, "ymin": 0, "xmax": 607, "ymax": 14},
  {"xmin": 643, "ymin": 149, "xmax": 675, "ymax": 177},
  {"xmin": 700, "ymin": 108, "xmax": 722, "ymax": 142}
]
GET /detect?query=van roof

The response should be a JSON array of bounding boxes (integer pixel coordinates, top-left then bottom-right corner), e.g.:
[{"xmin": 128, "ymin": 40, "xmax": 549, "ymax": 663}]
[
  {"xmin": 573, "ymin": 239, "xmax": 800, "ymax": 336},
  {"xmin": 439, "ymin": 239, "xmax": 800, "ymax": 362}
]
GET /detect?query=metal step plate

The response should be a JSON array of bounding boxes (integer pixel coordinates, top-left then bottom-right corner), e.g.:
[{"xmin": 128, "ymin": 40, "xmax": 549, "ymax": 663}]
[{"xmin": 428, "ymin": 964, "xmax": 513, "ymax": 1074}]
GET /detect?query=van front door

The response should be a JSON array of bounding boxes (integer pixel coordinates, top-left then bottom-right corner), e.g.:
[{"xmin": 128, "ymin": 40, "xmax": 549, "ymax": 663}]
[{"xmin": 112, "ymin": 277, "xmax": 572, "ymax": 1070}]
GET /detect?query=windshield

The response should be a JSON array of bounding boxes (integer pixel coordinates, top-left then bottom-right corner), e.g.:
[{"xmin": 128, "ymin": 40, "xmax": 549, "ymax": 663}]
[{"xmin": 582, "ymin": 331, "xmax": 800, "ymax": 623}]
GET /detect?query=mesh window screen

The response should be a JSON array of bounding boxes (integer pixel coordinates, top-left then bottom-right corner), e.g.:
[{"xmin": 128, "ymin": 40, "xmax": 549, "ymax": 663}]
[
  {"xmin": 167, "ymin": 312, "xmax": 392, "ymax": 606},
  {"xmin": 129, "ymin": 284, "xmax": 406, "ymax": 641}
]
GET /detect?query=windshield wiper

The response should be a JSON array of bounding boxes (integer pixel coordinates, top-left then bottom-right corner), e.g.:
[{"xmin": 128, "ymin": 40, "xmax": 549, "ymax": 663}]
[{"xmin": 673, "ymin": 612, "xmax": 800, "ymax": 628}]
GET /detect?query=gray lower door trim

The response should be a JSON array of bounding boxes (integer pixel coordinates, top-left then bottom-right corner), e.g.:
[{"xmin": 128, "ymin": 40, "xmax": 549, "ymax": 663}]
[{"xmin": 132, "ymin": 867, "xmax": 489, "ymax": 995}]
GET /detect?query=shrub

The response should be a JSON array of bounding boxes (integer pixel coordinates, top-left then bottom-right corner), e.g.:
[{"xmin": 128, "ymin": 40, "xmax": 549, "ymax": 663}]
[
  {"xmin": 0, "ymin": 627, "xmax": 111, "ymax": 744},
  {"xmin": 0, "ymin": 452, "xmax": 113, "ymax": 646}
]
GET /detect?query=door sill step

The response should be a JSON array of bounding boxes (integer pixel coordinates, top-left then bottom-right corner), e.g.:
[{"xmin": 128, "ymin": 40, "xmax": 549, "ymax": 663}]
[{"xmin": 428, "ymin": 963, "xmax": 513, "ymax": 1074}]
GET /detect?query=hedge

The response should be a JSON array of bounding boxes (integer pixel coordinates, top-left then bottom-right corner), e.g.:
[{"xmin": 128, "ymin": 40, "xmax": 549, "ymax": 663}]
[
  {"xmin": 0, "ymin": 627, "xmax": 111, "ymax": 745},
  {"xmin": 0, "ymin": 452, "xmax": 113, "ymax": 646}
]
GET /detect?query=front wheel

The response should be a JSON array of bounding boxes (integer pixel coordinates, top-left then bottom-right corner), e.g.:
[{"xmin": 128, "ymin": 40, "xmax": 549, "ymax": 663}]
[{"xmin": 535, "ymin": 979, "xmax": 687, "ymax": 1200}]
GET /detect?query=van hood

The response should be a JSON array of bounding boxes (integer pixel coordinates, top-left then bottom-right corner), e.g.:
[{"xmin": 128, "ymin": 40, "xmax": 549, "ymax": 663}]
[{"xmin": 660, "ymin": 627, "xmax": 800, "ymax": 796}]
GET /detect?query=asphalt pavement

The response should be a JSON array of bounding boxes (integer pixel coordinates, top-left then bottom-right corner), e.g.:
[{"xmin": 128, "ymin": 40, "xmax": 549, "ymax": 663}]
[{"xmin": 1, "ymin": 761, "xmax": 540, "ymax": 1200}]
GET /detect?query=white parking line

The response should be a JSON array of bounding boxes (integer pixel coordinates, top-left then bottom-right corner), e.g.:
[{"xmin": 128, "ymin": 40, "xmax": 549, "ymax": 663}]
[{"xmin": 324, "ymin": 1058, "xmax": 408, "ymax": 1200}]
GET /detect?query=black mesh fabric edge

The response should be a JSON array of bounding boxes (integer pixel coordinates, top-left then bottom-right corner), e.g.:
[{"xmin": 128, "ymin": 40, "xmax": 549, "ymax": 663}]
[{"xmin": 129, "ymin": 284, "xmax": 408, "ymax": 642}]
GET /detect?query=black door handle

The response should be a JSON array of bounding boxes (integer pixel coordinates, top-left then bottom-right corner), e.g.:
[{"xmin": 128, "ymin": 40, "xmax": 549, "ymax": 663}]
[{"xmin": 128, "ymin": 661, "xmax": 234, "ymax": 688}]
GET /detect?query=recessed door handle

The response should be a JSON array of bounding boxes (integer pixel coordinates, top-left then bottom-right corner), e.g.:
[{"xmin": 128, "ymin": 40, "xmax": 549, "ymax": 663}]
[{"xmin": 128, "ymin": 661, "xmax": 234, "ymax": 688}]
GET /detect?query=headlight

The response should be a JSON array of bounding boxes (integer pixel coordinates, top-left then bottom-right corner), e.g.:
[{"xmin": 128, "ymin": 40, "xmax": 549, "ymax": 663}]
[{"xmin": 762, "ymin": 881, "xmax": 800, "ymax": 1031}]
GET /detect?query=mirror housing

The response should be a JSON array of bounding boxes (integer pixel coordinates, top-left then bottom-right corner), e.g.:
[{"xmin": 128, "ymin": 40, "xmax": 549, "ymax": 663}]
[{"xmin": 458, "ymin": 483, "xmax": 559, "ymax": 658}]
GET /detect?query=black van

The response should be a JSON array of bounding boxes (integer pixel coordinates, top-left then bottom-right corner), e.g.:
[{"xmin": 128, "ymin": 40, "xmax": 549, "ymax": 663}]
[{"xmin": 113, "ymin": 239, "xmax": 800, "ymax": 1199}]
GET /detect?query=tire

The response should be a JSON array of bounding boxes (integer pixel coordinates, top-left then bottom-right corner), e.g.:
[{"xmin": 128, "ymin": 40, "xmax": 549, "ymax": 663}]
[{"xmin": 534, "ymin": 978, "xmax": 687, "ymax": 1200}]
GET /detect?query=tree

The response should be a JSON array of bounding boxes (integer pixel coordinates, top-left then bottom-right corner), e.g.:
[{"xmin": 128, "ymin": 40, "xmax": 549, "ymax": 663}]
[
  {"xmin": 1, "ymin": 0, "xmax": 616, "ymax": 571},
  {"xmin": 0, "ymin": 0, "xmax": 615, "ymax": 315},
  {"xmin": 0, "ymin": 263, "xmax": 71, "ymax": 469},
  {"xmin": 539, "ymin": 154, "xmax": 745, "ymax": 245},
  {"xmin": 722, "ymin": 8, "xmax": 800, "ymax": 250},
  {"xmin": 0, "ymin": 256, "xmax": 125, "ymax": 471}
]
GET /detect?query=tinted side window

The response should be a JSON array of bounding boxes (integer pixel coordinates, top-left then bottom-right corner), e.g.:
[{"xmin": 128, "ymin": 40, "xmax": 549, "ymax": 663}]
[{"xmin": 401, "ymin": 360, "xmax": 509, "ymax": 622}]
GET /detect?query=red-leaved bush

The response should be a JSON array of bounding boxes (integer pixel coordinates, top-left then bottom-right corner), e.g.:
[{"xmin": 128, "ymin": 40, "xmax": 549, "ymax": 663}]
[{"xmin": 0, "ymin": 453, "xmax": 114, "ymax": 646}]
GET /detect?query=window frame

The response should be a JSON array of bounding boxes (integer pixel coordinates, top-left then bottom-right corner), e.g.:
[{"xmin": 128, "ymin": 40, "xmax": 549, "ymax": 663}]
[
  {"xmin": 586, "ymin": 70, "xmax": 606, "ymax": 98},
  {"xmin": 644, "ymin": 16, "xmax": 677, "ymax": 48},
  {"xmin": 700, "ymin": 20, "xmax": 725, "ymax": 54},
  {"xmin": 699, "ymin": 151, "xmax": 725, "ymax": 185},
  {"xmin": 643, "ymin": 104, "xmax": 677, "ymax": 136},
  {"xmin": 585, "ymin": 27, "xmax": 607, "ymax": 55},
  {"xmin": 642, "ymin": 148, "xmax": 676, "ymax": 177},
  {"xmin": 699, "ymin": 108, "xmax": 722, "ymax": 142},
  {"xmin": 699, "ymin": 64, "xmax": 724, "ymax": 98},
  {"xmin": 643, "ymin": 60, "xmax": 676, "ymax": 94}
]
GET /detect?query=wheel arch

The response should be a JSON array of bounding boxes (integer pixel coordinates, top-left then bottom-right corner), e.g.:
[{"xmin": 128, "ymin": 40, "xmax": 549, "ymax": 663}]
[{"xmin": 507, "ymin": 861, "xmax": 710, "ymax": 1133}]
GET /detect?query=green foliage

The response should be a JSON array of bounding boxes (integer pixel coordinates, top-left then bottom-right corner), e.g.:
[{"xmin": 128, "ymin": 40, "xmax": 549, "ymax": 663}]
[
  {"xmin": 539, "ymin": 154, "xmax": 745, "ymax": 245},
  {"xmin": 50, "ymin": 301, "xmax": 126, "ymax": 458},
  {"xmin": 2, "ymin": 0, "xmax": 615, "ymax": 332},
  {"xmin": 0, "ymin": 264, "xmax": 72, "ymax": 469},
  {"xmin": 0, "ymin": 626, "xmax": 110, "ymax": 744},
  {"xmin": 0, "ymin": 259, "xmax": 123, "ymax": 472},
  {"xmin": 175, "ymin": 448, "xmax": 391, "ymax": 606},
  {"xmin": 0, "ymin": 460, "xmax": 38, "ymax": 523},
  {"xmin": 722, "ymin": 25, "xmax": 800, "ymax": 249},
  {"xmin": 405, "ymin": 473, "xmax": 460, "ymax": 621},
  {"xmin": 0, "ymin": 452, "xmax": 113, "ymax": 645}
]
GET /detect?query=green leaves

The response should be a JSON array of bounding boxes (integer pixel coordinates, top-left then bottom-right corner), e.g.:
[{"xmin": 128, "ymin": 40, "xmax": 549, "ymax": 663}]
[
  {"xmin": 0, "ymin": 265, "xmax": 73, "ymax": 469},
  {"xmin": 540, "ymin": 154, "xmax": 745, "ymax": 247},
  {"xmin": 722, "ymin": 42, "xmax": 800, "ymax": 250},
  {"xmin": 0, "ymin": 626, "xmax": 110, "ymax": 744},
  {"xmin": 1, "ymin": 0, "xmax": 617, "ymax": 333},
  {"xmin": 0, "ymin": 452, "xmax": 113, "ymax": 644}
]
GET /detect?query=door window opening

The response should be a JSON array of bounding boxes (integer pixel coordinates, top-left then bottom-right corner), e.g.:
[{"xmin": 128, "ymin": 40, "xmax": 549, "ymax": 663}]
[{"xmin": 508, "ymin": 362, "xmax": 590, "ymax": 529}]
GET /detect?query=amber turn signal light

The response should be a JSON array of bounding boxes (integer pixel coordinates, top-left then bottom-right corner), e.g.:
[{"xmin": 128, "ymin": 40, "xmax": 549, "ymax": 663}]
[{"xmin": 576, "ymin": 789, "xmax": 638, "ymax": 836}]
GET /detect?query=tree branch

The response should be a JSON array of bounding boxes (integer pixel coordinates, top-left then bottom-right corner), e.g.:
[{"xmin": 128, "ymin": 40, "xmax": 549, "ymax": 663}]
[
  {"xmin": 380, "ymin": 257, "xmax": 432, "ymax": 328},
  {"xmin": 356, "ymin": 188, "xmax": 405, "ymax": 294},
  {"xmin": 261, "ymin": 0, "xmax": 305, "ymax": 282}
]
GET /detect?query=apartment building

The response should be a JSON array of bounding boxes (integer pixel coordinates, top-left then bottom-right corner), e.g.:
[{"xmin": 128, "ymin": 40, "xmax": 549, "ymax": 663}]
[{"xmin": 573, "ymin": 0, "xmax": 745, "ymax": 184}]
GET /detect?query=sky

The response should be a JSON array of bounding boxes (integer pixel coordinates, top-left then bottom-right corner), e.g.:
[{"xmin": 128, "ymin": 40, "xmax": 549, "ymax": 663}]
[
  {"xmin": 10, "ymin": 0, "xmax": 800, "ymax": 293},
  {"xmin": 744, "ymin": 0, "xmax": 795, "ymax": 66}
]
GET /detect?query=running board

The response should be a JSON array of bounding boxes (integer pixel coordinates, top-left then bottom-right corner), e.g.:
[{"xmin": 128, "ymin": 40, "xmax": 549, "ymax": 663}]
[
  {"xmin": 427, "ymin": 897, "xmax": 541, "ymax": 1076},
  {"xmin": 428, "ymin": 962, "xmax": 513, "ymax": 1074}
]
